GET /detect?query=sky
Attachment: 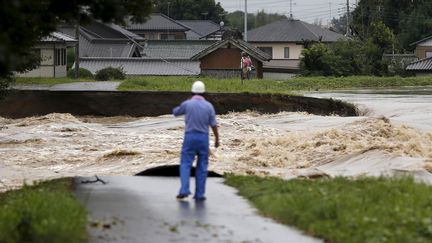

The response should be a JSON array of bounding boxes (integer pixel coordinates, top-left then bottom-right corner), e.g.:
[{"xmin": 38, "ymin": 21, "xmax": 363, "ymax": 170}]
[{"xmin": 217, "ymin": 0, "xmax": 357, "ymax": 25}]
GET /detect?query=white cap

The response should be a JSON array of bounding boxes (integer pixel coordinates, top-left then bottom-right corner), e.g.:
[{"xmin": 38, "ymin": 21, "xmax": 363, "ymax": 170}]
[{"xmin": 191, "ymin": 80, "xmax": 205, "ymax": 94}]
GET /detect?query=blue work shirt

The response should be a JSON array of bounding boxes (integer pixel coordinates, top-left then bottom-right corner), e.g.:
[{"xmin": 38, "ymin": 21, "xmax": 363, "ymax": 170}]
[{"xmin": 173, "ymin": 95, "xmax": 217, "ymax": 134}]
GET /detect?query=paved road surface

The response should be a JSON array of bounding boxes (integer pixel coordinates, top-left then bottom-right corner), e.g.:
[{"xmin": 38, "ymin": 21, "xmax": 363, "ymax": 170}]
[
  {"xmin": 13, "ymin": 81, "xmax": 121, "ymax": 91},
  {"xmin": 75, "ymin": 176, "xmax": 321, "ymax": 243}
]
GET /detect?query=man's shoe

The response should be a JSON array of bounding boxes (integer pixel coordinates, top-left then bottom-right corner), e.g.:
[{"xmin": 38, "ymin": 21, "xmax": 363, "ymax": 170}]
[
  {"xmin": 176, "ymin": 194, "xmax": 188, "ymax": 200},
  {"xmin": 194, "ymin": 196, "xmax": 206, "ymax": 201}
]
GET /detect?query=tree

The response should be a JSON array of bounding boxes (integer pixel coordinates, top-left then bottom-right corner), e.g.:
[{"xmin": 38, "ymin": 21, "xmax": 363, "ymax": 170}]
[
  {"xmin": 153, "ymin": 0, "xmax": 227, "ymax": 23},
  {"xmin": 351, "ymin": 0, "xmax": 432, "ymax": 51},
  {"xmin": 226, "ymin": 10, "xmax": 287, "ymax": 31},
  {"xmin": 0, "ymin": 0, "xmax": 153, "ymax": 97}
]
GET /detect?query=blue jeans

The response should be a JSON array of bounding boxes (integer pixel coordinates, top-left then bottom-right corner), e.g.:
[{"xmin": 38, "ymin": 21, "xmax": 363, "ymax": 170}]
[{"xmin": 179, "ymin": 132, "xmax": 209, "ymax": 199}]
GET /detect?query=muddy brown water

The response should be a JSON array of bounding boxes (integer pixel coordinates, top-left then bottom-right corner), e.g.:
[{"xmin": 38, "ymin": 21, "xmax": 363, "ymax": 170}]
[{"xmin": 1, "ymin": 88, "xmax": 432, "ymax": 190}]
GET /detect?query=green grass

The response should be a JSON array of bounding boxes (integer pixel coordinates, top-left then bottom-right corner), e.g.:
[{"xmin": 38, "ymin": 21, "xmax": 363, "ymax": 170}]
[
  {"xmin": 120, "ymin": 76, "xmax": 432, "ymax": 92},
  {"xmin": 118, "ymin": 76, "xmax": 296, "ymax": 93},
  {"xmin": 225, "ymin": 175, "xmax": 432, "ymax": 243},
  {"xmin": 0, "ymin": 178, "xmax": 87, "ymax": 243},
  {"xmin": 14, "ymin": 75, "xmax": 432, "ymax": 93}
]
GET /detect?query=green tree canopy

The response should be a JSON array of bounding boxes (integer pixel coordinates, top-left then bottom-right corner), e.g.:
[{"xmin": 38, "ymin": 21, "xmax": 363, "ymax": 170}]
[
  {"xmin": 0, "ymin": 0, "xmax": 153, "ymax": 96},
  {"xmin": 153, "ymin": 0, "xmax": 227, "ymax": 23},
  {"xmin": 351, "ymin": 0, "xmax": 432, "ymax": 51},
  {"xmin": 226, "ymin": 10, "xmax": 287, "ymax": 31}
]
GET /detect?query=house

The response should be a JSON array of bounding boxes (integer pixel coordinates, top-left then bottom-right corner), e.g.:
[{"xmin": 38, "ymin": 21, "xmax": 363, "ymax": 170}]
[
  {"xmin": 16, "ymin": 32, "xmax": 77, "ymax": 78},
  {"xmin": 191, "ymin": 38, "xmax": 271, "ymax": 79},
  {"xmin": 406, "ymin": 57, "xmax": 432, "ymax": 76},
  {"xmin": 404, "ymin": 36, "xmax": 432, "ymax": 76},
  {"xmin": 410, "ymin": 36, "xmax": 432, "ymax": 59},
  {"xmin": 125, "ymin": 13, "xmax": 189, "ymax": 40},
  {"xmin": 58, "ymin": 21, "xmax": 144, "ymax": 58},
  {"xmin": 177, "ymin": 20, "xmax": 222, "ymax": 40},
  {"xmin": 79, "ymin": 40, "xmax": 215, "ymax": 76},
  {"xmin": 78, "ymin": 57, "xmax": 201, "ymax": 76},
  {"xmin": 247, "ymin": 19, "xmax": 344, "ymax": 79}
]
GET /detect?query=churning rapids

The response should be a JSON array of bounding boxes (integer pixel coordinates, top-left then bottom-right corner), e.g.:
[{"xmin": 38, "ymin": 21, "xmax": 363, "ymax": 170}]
[{"xmin": 1, "ymin": 87, "xmax": 432, "ymax": 191}]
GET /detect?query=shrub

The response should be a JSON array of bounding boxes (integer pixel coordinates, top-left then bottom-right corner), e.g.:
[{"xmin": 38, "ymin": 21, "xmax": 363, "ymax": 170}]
[
  {"xmin": 67, "ymin": 68, "xmax": 93, "ymax": 79},
  {"xmin": 94, "ymin": 67, "xmax": 126, "ymax": 81}
]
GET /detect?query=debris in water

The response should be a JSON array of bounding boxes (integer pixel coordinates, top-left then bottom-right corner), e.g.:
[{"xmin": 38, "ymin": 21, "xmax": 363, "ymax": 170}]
[{"xmin": 102, "ymin": 150, "xmax": 142, "ymax": 158}]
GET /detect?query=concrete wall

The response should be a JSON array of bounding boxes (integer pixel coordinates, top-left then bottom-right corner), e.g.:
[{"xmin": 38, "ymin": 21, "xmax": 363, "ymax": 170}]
[
  {"xmin": 263, "ymin": 72, "xmax": 297, "ymax": 80},
  {"xmin": 0, "ymin": 90, "xmax": 357, "ymax": 118},
  {"xmin": 201, "ymin": 69, "xmax": 256, "ymax": 79}
]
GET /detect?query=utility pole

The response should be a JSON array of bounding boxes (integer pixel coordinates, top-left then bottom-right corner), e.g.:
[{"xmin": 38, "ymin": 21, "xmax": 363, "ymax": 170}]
[
  {"xmin": 289, "ymin": 0, "xmax": 293, "ymax": 19},
  {"xmin": 328, "ymin": 2, "xmax": 332, "ymax": 27},
  {"xmin": 244, "ymin": 0, "xmax": 248, "ymax": 41},
  {"xmin": 346, "ymin": 0, "xmax": 350, "ymax": 36},
  {"xmin": 167, "ymin": 2, "xmax": 170, "ymax": 38},
  {"xmin": 74, "ymin": 23, "xmax": 79, "ymax": 79}
]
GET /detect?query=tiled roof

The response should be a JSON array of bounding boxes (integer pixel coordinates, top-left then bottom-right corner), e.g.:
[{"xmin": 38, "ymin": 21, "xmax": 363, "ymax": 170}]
[
  {"xmin": 79, "ymin": 37, "xmax": 139, "ymax": 58},
  {"xmin": 178, "ymin": 20, "xmax": 220, "ymax": 37},
  {"xmin": 125, "ymin": 13, "xmax": 188, "ymax": 31},
  {"xmin": 142, "ymin": 40, "xmax": 215, "ymax": 59},
  {"xmin": 58, "ymin": 21, "xmax": 144, "ymax": 42},
  {"xmin": 41, "ymin": 32, "xmax": 76, "ymax": 43},
  {"xmin": 80, "ymin": 57, "xmax": 200, "ymax": 75},
  {"xmin": 58, "ymin": 21, "xmax": 143, "ymax": 58},
  {"xmin": 410, "ymin": 35, "xmax": 432, "ymax": 46},
  {"xmin": 191, "ymin": 38, "xmax": 271, "ymax": 62},
  {"xmin": 247, "ymin": 19, "xmax": 344, "ymax": 43},
  {"xmin": 406, "ymin": 57, "xmax": 432, "ymax": 71}
]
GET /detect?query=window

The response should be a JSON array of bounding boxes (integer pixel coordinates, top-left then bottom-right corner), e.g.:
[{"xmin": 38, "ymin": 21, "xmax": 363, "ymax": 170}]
[
  {"xmin": 54, "ymin": 48, "xmax": 67, "ymax": 66},
  {"xmin": 284, "ymin": 47, "xmax": 290, "ymax": 59},
  {"xmin": 160, "ymin": 34, "xmax": 176, "ymax": 40},
  {"xmin": 55, "ymin": 49, "xmax": 60, "ymax": 66},
  {"xmin": 258, "ymin": 47, "xmax": 273, "ymax": 58},
  {"xmin": 426, "ymin": 51, "xmax": 432, "ymax": 58},
  {"xmin": 62, "ymin": 48, "xmax": 66, "ymax": 65}
]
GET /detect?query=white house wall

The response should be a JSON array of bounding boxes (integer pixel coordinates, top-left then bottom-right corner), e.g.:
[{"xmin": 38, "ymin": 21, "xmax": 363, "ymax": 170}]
[
  {"xmin": 16, "ymin": 43, "xmax": 67, "ymax": 78},
  {"xmin": 418, "ymin": 39, "xmax": 432, "ymax": 47},
  {"xmin": 252, "ymin": 43, "xmax": 303, "ymax": 59}
]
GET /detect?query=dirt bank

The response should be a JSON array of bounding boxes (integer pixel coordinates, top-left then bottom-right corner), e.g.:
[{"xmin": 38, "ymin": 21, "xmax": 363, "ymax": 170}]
[{"xmin": 0, "ymin": 90, "xmax": 356, "ymax": 118}]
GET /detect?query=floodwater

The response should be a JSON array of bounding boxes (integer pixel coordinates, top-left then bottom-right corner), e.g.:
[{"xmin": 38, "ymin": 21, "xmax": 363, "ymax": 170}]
[{"xmin": 1, "ymin": 87, "xmax": 432, "ymax": 191}]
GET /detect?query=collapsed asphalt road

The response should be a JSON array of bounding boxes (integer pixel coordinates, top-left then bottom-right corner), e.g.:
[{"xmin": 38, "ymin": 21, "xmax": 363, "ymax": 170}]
[{"xmin": 75, "ymin": 176, "xmax": 321, "ymax": 243}]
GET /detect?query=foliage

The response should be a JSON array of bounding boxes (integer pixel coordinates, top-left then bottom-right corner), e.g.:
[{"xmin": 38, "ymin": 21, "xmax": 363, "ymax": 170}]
[
  {"xmin": 153, "ymin": 0, "xmax": 226, "ymax": 23},
  {"xmin": 225, "ymin": 175, "xmax": 432, "ymax": 243},
  {"xmin": 0, "ymin": 77, "xmax": 13, "ymax": 100},
  {"xmin": 67, "ymin": 68, "xmax": 93, "ymax": 79},
  {"xmin": 0, "ymin": 0, "xmax": 153, "ymax": 95},
  {"xmin": 94, "ymin": 67, "xmax": 126, "ymax": 81},
  {"xmin": 66, "ymin": 48, "xmax": 75, "ymax": 70},
  {"xmin": 300, "ymin": 34, "xmax": 397, "ymax": 77},
  {"xmin": 0, "ymin": 178, "xmax": 87, "ymax": 243},
  {"xmin": 226, "ymin": 10, "xmax": 287, "ymax": 31},
  {"xmin": 351, "ymin": 0, "xmax": 432, "ymax": 51}
]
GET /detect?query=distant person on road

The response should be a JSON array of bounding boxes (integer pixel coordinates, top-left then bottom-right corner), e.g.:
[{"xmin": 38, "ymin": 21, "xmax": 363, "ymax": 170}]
[
  {"xmin": 240, "ymin": 52, "xmax": 253, "ymax": 80},
  {"xmin": 173, "ymin": 81, "xmax": 220, "ymax": 201}
]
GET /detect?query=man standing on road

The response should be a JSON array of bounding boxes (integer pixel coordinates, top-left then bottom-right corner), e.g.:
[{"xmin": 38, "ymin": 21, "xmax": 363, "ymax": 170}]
[{"xmin": 173, "ymin": 81, "xmax": 220, "ymax": 201}]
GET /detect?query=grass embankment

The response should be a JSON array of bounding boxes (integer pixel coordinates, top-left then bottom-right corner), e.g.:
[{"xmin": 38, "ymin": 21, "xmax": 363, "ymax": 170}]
[
  {"xmin": 225, "ymin": 175, "xmax": 432, "ymax": 243},
  {"xmin": 15, "ymin": 75, "xmax": 432, "ymax": 93},
  {"xmin": 119, "ymin": 76, "xmax": 432, "ymax": 92},
  {"xmin": 0, "ymin": 179, "xmax": 87, "ymax": 243}
]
